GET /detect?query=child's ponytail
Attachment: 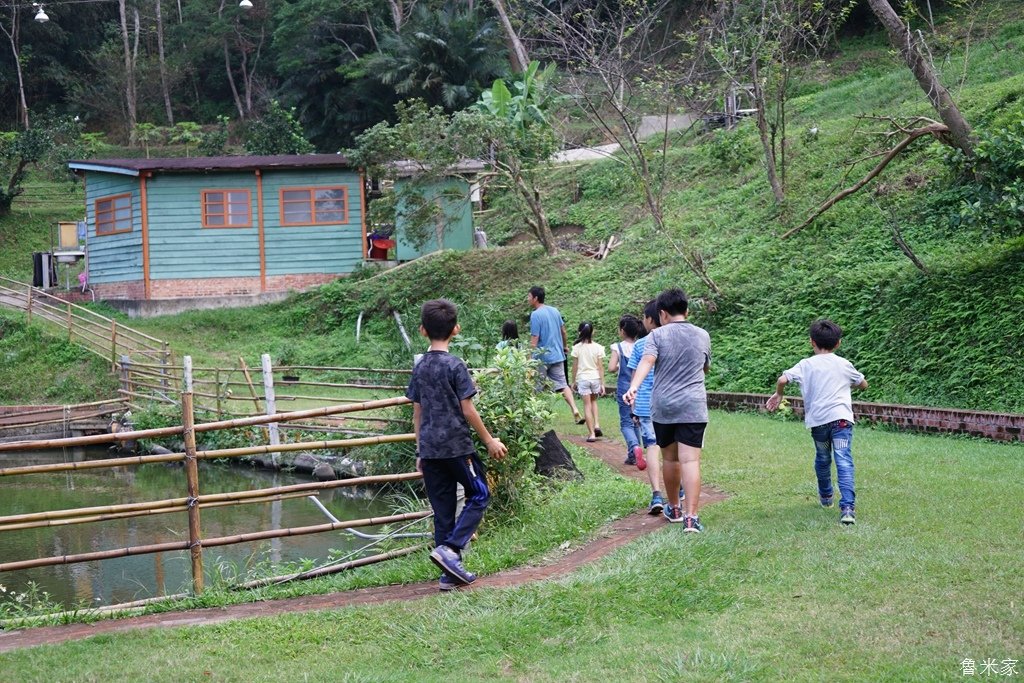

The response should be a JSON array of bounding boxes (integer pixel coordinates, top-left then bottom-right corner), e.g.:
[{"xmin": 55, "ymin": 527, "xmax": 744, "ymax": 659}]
[{"xmin": 576, "ymin": 321, "xmax": 594, "ymax": 344}]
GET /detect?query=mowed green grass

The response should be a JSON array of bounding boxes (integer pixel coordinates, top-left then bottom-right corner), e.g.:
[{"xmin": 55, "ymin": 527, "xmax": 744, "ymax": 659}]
[{"xmin": 2, "ymin": 410, "xmax": 1020, "ymax": 682}]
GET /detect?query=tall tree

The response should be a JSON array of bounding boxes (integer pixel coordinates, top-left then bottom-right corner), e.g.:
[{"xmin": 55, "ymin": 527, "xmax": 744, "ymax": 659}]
[
  {"xmin": 363, "ymin": 3, "xmax": 509, "ymax": 112},
  {"xmin": 866, "ymin": 0, "xmax": 974, "ymax": 156},
  {"xmin": 155, "ymin": 0, "xmax": 174, "ymax": 125},
  {"xmin": 490, "ymin": 0, "xmax": 529, "ymax": 72},
  {"xmin": 0, "ymin": 1, "xmax": 28, "ymax": 129},
  {"xmin": 118, "ymin": 0, "xmax": 139, "ymax": 143}
]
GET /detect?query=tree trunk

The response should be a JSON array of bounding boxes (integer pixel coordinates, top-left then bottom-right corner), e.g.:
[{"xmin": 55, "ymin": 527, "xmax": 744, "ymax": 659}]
[
  {"xmin": 118, "ymin": 0, "xmax": 138, "ymax": 144},
  {"xmin": 752, "ymin": 57, "xmax": 785, "ymax": 205},
  {"xmin": 218, "ymin": 0, "xmax": 245, "ymax": 120},
  {"xmin": 866, "ymin": 0, "xmax": 974, "ymax": 156},
  {"xmin": 155, "ymin": 0, "xmax": 174, "ymax": 125},
  {"xmin": 513, "ymin": 173, "xmax": 556, "ymax": 254},
  {"xmin": 490, "ymin": 0, "xmax": 529, "ymax": 73},
  {"xmin": 0, "ymin": 9, "xmax": 29, "ymax": 129}
]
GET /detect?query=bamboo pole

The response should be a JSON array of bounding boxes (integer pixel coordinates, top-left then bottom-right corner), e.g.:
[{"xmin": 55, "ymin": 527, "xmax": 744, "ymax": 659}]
[
  {"xmin": 0, "ymin": 397, "xmax": 123, "ymax": 420},
  {"xmin": 215, "ymin": 368, "xmax": 222, "ymax": 419},
  {"xmin": 25, "ymin": 286, "xmax": 31, "ymax": 324},
  {"xmin": 0, "ymin": 492, "xmax": 312, "ymax": 532},
  {"xmin": 0, "ymin": 511, "xmax": 431, "ymax": 573},
  {"xmin": 0, "ymin": 407, "xmax": 123, "ymax": 432},
  {"xmin": 0, "ymin": 472, "xmax": 421, "ymax": 526},
  {"xmin": 239, "ymin": 357, "xmax": 262, "ymax": 414},
  {"xmin": 266, "ymin": 380, "xmax": 406, "ymax": 391},
  {"xmin": 66, "ymin": 301, "xmax": 73, "ymax": 342},
  {"xmin": 0, "ymin": 433, "xmax": 416, "ymax": 477},
  {"xmin": 182, "ymin": 392, "xmax": 204, "ymax": 596},
  {"xmin": 110, "ymin": 320, "xmax": 117, "ymax": 372},
  {"xmin": 0, "ymin": 396, "xmax": 411, "ymax": 452},
  {"xmin": 235, "ymin": 543, "xmax": 428, "ymax": 590},
  {"xmin": 276, "ymin": 365, "xmax": 413, "ymax": 374}
]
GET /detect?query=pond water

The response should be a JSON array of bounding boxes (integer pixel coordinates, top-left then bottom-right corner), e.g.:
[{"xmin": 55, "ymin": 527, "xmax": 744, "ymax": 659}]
[{"xmin": 0, "ymin": 448, "xmax": 412, "ymax": 609}]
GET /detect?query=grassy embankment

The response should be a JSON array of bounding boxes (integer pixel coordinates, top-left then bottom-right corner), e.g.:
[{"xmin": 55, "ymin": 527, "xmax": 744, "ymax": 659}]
[{"xmin": 1, "ymin": 410, "xmax": 1021, "ymax": 681}]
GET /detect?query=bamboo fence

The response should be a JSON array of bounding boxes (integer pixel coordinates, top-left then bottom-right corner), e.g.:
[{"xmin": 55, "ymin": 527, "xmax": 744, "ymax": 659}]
[{"xmin": 0, "ymin": 391, "xmax": 424, "ymax": 597}]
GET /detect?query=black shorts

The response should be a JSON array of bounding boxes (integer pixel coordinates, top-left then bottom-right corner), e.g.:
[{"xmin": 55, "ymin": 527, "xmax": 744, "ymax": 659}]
[{"xmin": 653, "ymin": 421, "xmax": 707, "ymax": 449}]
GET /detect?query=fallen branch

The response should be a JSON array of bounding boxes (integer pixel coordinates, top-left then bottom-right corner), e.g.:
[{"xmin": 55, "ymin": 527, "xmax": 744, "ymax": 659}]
[{"xmin": 782, "ymin": 122, "xmax": 950, "ymax": 239}]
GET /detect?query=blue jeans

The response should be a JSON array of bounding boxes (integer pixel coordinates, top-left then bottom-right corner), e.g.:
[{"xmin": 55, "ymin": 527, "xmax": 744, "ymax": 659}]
[
  {"xmin": 811, "ymin": 420, "xmax": 855, "ymax": 509},
  {"xmin": 617, "ymin": 400, "xmax": 641, "ymax": 454}
]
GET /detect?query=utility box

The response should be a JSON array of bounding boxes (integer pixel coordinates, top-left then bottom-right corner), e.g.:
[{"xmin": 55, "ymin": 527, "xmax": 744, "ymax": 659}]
[{"xmin": 32, "ymin": 252, "xmax": 56, "ymax": 288}]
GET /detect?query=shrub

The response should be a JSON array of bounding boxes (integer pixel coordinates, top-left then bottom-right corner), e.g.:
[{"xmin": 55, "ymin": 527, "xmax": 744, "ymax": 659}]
[{"xmin": 470, "ymin": 347, "xmax": 554, "ymax": 517}]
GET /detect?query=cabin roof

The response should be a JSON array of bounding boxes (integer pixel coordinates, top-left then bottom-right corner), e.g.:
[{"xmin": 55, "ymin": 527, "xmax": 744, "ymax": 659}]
[{"xmin": 68, "ymin": 154, "xmax": 354, "ymax": 177}]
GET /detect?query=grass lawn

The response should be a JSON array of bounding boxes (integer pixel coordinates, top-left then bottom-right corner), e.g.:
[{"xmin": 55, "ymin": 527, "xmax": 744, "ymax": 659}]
[{"xmin": 2, "ymin": 410, "xmax": 1020, "ymax": 681}]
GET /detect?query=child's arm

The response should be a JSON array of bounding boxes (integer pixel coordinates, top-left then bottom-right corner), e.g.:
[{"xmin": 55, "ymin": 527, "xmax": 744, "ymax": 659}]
[
  {"xmin": 608, "ymin": 347, "xmax": 620, "ymax": 374},
  {"xmin": 597, "ymin": 355, "xmax": 606, "ymax": 396},
  {"xmin": 854, "ymin": 378, "xmax": 868, "ymax": 390},
  {"xmin": 623, "ymin": 355, "xmax": 655, "ymax": 406},
  {"xmin": 412, "ymin": 401, "xmax": 423, "ymax": 473},
  {"xmin": 571, "ymin": 356, "xmax": 579, "ymax": 388},
  {"xmin": 461, "ymin": 398, "xmax": 508, "ymax": 460},
  {"xmin": 765, "ymin": 375, "xmax": 789, "ymax": 411}
]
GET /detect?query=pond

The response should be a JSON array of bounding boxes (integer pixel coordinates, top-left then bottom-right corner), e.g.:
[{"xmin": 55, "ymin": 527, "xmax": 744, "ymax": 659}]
[{"xmin": 0, "ymin": 448, "xmax": 416, "ymax": 610}]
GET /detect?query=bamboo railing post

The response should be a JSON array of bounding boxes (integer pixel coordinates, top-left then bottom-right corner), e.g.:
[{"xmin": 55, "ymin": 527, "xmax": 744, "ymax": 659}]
[
  {"xmin": 26, "ymin": 287, "xmax": 32, "ymax": 324},
  {"xmin": 261, "ymin": 353, "xmax": 280, "ymax": 465},
  {"xmin": 119, "ymin": 355, "xmax": 132, "ymax": 399},
  {"xmin": 239, "ymin": 357, "xmax": 262, "ymax": 415},
  {"xmin": 183, "ymin": 355, "xmax": 193, "ymax": 393},
  {"xmin": 161, "ymin": 342, "xmax": 171, "ymax": 390},
  {"xmin": 66, "ymin": 301, "xmax": 72, "ymax": 342},
  {"xmin": 215, "ymin": 368, "xmax": 222, "ymax": 419},
  {"xmin": 110, "ymin": 321, "xmax": 118, "ymax": 372},
  {"xmin": 181, "ymin": 392, "xmax": 204, "ymax": 596}
]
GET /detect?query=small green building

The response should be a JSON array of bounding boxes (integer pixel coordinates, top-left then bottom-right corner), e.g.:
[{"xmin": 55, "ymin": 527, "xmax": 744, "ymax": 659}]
[{"xmin": 68, "ymin": 155, "xmax": 367, "ymax": 305}]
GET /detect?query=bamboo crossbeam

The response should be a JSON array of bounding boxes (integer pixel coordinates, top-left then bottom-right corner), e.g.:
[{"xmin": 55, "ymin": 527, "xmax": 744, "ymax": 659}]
[
  {"xmin": 0, "ymin": 510, "xmax": 431, "ymax": 573},
  {"xmin": 272, "ymin": 394, "xmax": 375, "ymax": 404},
  {"xmin": 235, "ymin": 543, "xmax": 428, "ymax": 590},
  {"xmin": 0, "ymin": 491, "xmax": 312, "ymax": 532},
  {"xmin": 0, "ymin": 396, "xmax": 412, "ymax": 452},
  {"xmin": 0, "ymin": 407, "xmax": 123, "ymax": 432},
  {"xmin": 271, "ymin": 380, "xmax": 406, "ymax": 391},
  {"xmin": 0, "ymin": 433, "xmax": 416, "ymax": 476},
  {"xmin": 117, "ymin": 388, "xmax": 179, "ymax": 406},
  {"xmin": 0, "ymin": 471, "xmax": 421, "ymax": 526},
  {"xmin": 0, "ymin": 398, "xmax": 123, "ymax": 420},
  {"xmin": 276, "ymin": 365, "xmax": 413, "ymax": 374}
]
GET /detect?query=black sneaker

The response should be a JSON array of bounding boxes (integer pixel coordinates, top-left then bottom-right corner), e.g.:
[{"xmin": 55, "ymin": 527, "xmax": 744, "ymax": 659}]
[
  {"xmin": 624, "ymin": 454, "xmax": 637, "ymax": 466},
  {"xmin": 663, "ymin": 504, "xmax": 684, "ymax": 523},
  {"xmin": 840, "ymin": 507, "xmax": 855, "ymax": 525},
  {"xmin": 820, "ymin": 495, "xmax": 834, "ymax": 508},
  {"xmin": 429, "ymin": 545, "xmax": 477, "ymax": 584},
  {"xmin": 648, "ymin": 492, "xmax": 665, "ymax": 515},
  {"xmin": 683, "ymin": 515, "xmax": 704, "ymax": 533}
]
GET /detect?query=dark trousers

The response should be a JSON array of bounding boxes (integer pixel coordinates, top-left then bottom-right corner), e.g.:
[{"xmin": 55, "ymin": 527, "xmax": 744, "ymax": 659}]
[{"xmin": 420, "ymin": 453, "xmax": 490, "ymax": 552}]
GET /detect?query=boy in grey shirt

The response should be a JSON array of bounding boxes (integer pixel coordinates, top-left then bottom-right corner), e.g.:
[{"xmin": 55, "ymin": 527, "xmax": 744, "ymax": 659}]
[
  {"xmin": 624, "ymin": 288, "xmax": 711, "ymax": 532},
  {"xmin": 766, "ymin": 319, "xmax": 868, "ymax": 525}
]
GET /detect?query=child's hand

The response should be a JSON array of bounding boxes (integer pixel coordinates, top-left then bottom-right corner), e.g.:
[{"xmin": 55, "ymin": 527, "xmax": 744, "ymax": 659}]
[
  {"xmin": 487, "ymin": 437, "xmax": 508, "ymax": 460},
  {"xmin": 598, "ymin": 384, "xmax": 606, "ymax": 397},
  {"xmin": 765, "ymin": 392, "xmax": 782, "ymax": 412},
  {"xmin": 416, "ymin": 456, "xmax": 423, "ymax": 474},
  {"xmin": 623, "ymin": 387, "xmax": 637, "ymax": 406}
]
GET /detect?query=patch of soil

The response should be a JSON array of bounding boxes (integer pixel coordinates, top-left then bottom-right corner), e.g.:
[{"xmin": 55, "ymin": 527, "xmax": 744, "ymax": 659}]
[
  {"xmin": 0, "ymin": 433, "xmax": 726, "ymax": 653},
  {"xmin": 504, "ymin": 224, "xmax": 586, "ymax": 246}
]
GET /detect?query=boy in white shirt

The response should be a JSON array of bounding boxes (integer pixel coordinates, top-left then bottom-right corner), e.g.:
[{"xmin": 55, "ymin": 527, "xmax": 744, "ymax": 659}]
[{"xmin": 766, "ymin": 319, "xmax": 869, "ymax": 525}]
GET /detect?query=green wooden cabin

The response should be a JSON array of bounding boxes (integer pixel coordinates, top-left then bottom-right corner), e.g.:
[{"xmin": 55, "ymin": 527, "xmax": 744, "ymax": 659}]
[{"xmin": 68, "ymin": 155, "xmax": 367, "ymax": 304}]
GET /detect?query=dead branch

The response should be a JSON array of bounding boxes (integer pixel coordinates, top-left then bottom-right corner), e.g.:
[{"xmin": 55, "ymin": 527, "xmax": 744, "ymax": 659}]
[{"xmin": 782, "ymin": 122, "xmax": 949, "ymax": 239}]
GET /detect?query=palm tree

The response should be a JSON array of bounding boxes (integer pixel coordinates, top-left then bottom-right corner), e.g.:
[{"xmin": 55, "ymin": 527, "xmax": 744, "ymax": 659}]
[{"xmin": 366, "ymin": 3, "xmax": 509, "ymax": 112}]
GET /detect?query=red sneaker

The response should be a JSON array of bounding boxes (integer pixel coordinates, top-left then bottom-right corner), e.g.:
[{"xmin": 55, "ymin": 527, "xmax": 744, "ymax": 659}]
[{"xmin": 634, "ymin": 445, "xmax": 647, "ymax": 471}]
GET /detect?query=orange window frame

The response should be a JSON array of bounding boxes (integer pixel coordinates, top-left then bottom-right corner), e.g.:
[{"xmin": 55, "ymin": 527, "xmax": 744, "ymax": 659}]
[
  {"xmin": 201, "ymin": 189, "xmax": 253, "ymax": 228},
  {"xmin": 95, "ymin": 193, "xmax": 133, "ymax": 236},
  {"xmin": 279, "ymin": 186, "xmax": 349, "ymax": 226}
]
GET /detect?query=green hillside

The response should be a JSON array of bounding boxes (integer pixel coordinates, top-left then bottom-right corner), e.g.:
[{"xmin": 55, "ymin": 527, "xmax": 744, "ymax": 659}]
[{"xmin": 2, "ymin": 1, "xmax": 1023, "ymax": 411}]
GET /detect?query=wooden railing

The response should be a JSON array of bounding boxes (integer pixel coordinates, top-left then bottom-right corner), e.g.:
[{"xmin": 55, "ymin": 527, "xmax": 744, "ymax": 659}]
[
  {"xmin": 0, "ymin": 276, "xmax": 170, "ymax": 371},
  {"xmin": 0, "ymin": 392, "xmax": 424, "ymax": 599}
]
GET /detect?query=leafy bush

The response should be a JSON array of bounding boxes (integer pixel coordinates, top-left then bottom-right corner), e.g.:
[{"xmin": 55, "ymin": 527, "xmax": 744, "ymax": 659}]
[
  {"xmin": 938, "ymin": 119, "xmax": 1024, "ymax": 236},
  {"xmin": 470, "ymin": 347, "xmax": 554, "ymax": 517}
]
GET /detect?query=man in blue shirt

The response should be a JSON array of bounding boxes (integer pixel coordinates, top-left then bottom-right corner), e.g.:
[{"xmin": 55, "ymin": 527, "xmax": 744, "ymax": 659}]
[{"xmin": 528, "ymin": 286, "xmax": 582, "ymax": 423}]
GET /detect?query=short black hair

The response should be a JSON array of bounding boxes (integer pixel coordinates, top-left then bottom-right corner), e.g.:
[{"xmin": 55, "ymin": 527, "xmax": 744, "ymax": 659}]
[
  {"xmin": 656, "ymin": 287, "xmax": 688, "ymax": 316},
  {"xmin": 619, "ymin": 314, "xmax": 642, "ymax": 339},
  {"xmin": 529, "ymin": 286, "xmax": 545, "ymax": 303},
  {"xmin": 643, "ymin": 299, "xmax": 660, "ymax": 328},
  {"xmin": 809, "ymin": 319, "xmax": 842, "ymax": 351},
  {"xmin": 501, "ymin": 319, "xmax": 519, "ymax": 340},
  {"xmin": 421, "ymin": 299, "xmax": 458, "ymax": 341}
]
